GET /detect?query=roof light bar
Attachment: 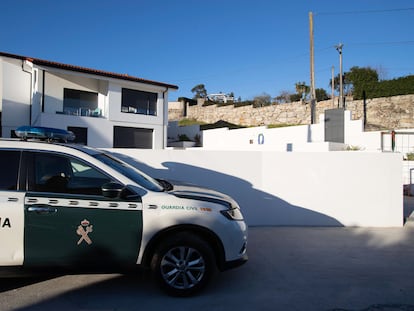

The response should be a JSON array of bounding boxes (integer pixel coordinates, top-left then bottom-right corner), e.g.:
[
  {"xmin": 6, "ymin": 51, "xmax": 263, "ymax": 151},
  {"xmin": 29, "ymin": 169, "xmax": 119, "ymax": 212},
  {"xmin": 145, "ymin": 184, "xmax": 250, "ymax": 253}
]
[{"xmin": 15, "ymin": 126, "xmax": 75, "ymax": 142}]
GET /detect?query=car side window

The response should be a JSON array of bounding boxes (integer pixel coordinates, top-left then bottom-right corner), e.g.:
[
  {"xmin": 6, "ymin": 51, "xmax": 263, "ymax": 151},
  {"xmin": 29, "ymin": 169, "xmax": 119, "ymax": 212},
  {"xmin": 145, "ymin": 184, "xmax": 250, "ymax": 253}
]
[
  {"xmin": 29, "ymin": 152, "xmax": 113, "ymax": 196},
  {"xmin": 0, "ymin": 150, "xmax": 20, "ymax": 191},
  {"xmin": 67, "ymin": 157, "xmax": 113, "ymax": 195}
]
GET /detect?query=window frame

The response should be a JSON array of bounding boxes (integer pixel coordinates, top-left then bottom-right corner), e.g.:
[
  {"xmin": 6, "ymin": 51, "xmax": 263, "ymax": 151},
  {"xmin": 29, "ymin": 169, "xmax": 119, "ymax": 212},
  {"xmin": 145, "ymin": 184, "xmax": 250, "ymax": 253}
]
[
  {"xmin": 0, "ymin": 149, "xmax": 22, "ymax": 191},
  {"xmin": 121, "ymin": 88, "xmax": 158, "ymax": 116},
  {"xmin": 63, "ymin": 88, "xmax": 99, "ymax": 116},
  {"xmin": 67, "ymin": 126, "xmax": 88, "ymax": 145},
  {"xmin": 25, "ymin": 150, "xmax": 117, "ymax": 197}
]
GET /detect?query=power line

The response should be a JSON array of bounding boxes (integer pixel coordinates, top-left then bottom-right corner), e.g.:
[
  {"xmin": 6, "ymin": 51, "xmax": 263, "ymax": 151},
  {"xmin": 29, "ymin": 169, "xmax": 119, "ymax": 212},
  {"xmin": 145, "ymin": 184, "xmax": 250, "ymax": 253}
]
[
  {"xmin": 348, "ymin": 40, "xmax": 414, "ymax": 47},
  {"xmin": 316, "ymin": 8, "xmax": 414, "ymax": 16},
  {"xmin": 314, "ymin": 41, "xmax": 414, "ymax": 55}
]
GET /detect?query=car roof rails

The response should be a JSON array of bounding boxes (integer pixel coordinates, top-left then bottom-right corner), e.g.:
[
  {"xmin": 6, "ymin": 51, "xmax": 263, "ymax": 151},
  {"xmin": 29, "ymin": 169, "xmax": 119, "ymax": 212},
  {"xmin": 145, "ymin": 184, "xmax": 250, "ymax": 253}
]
[{"xmin": 15, "ymin": 126, "xmax": 76, "ymax": 143}]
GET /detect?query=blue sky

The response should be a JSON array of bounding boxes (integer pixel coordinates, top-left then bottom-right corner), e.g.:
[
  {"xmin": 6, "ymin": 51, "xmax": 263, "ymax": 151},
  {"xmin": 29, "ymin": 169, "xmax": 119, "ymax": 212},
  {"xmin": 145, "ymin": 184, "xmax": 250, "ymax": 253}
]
[{"xmin": 1, "ymin": 0, "xmax": 413, "ymax": 101}]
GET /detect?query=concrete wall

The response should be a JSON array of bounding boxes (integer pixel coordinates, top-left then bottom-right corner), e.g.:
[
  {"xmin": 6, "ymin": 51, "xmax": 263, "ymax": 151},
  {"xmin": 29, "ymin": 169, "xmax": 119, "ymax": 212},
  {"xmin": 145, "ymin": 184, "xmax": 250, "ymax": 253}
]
[
  {"xmin": 107, "ymin": 149, "xmax": 403, "ymax": 228},
  {"xmin": 169, "ymin": 110, "xmax": 383, "ymax": 152}
]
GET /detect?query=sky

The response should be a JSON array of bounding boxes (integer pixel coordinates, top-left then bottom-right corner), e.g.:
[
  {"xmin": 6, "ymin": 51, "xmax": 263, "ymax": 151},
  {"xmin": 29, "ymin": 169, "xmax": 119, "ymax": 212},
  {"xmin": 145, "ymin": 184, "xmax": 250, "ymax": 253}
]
[{"xmin": 1, "ymin": 0, "xmax": 413, "ymax": 101}]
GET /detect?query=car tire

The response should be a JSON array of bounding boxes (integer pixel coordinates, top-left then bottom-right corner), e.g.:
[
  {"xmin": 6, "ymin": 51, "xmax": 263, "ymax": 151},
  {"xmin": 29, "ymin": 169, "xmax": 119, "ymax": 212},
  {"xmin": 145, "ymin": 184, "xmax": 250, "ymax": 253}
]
[{"xmin": 151, "ymin": 232, "xmax": 216, "ymax": 296}]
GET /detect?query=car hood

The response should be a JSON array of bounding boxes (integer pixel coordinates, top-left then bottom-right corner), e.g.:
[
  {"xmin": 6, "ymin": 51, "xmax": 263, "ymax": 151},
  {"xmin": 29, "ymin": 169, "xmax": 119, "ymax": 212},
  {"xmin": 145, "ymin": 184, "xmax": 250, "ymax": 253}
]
[{"xmin": 166, "ymin": 180, "xmax": 237, "ymax": 207}]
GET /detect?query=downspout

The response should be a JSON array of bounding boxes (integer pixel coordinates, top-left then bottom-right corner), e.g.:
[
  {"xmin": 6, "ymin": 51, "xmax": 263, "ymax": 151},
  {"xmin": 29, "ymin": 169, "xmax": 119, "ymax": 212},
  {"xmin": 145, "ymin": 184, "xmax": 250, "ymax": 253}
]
[
  {"xmin": 42, "ymin": 70, "xmax": 45, "ymax": 113},
  {"xmin": 363, "ymin": 90, "xmax": 367, "ymax": 131},
  {"xmin": 163, "ymin": 88, "xmax": 168, "ymax": 149},
  {"xmin": 22, "ymin": 59, "xmax": 33, "ymax": 126}
]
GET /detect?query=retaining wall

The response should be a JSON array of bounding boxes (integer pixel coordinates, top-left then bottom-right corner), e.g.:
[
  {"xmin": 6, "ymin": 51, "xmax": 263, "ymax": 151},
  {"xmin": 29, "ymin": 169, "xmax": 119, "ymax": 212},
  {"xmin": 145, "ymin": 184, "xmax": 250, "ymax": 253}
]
[{"xmin": 169, "ymin": 94, "xmax": 414, "ymax": 130}]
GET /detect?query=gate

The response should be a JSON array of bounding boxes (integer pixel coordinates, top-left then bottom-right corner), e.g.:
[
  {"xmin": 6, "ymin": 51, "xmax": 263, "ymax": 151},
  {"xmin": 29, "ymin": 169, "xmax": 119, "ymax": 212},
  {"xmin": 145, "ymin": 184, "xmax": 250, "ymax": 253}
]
[
  {"xmin": 324, "ymin": 109, "xmax": 345, "ymax": 143},
  {"xmin": 381, "ymin": 131, "xmax": 414, "ymax": 191}
]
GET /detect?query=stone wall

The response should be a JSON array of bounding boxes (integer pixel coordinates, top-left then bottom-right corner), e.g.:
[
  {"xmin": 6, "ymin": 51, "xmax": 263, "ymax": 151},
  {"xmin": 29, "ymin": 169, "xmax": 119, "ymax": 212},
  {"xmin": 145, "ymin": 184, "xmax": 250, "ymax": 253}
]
[{"xmin": 169, "ymin": 94, "xmax": 414, "ymax": 130}]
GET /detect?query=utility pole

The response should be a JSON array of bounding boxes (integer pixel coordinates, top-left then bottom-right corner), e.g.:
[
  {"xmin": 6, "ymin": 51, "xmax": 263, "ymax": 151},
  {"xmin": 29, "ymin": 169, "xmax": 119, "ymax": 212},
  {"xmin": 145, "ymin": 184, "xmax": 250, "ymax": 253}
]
[
  {"xmin": 331, "ymin": 66, "xmax": 335, "ymax": 108},
  {"xmin": 309, "ymin": 12, "xmax": 316, "ymax": 123},
  {"xmin": 335, "ymin": 43, "xmax": 344, "ymax": 109}
]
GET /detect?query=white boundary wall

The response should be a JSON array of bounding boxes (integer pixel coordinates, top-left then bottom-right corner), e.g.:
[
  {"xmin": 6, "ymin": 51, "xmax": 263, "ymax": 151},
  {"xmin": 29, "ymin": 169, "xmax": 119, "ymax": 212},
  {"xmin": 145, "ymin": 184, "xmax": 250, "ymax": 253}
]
[
  {"xmin": 108, "ymin": 149, "xmax": 403, "ymax": 227},
  {"xmin": 200, "ymin": 111, "xmax": 383, "ymax": 152},
  {"xmin": 168, "ymin": 111, "xmax": 385, "ymax": 152}
]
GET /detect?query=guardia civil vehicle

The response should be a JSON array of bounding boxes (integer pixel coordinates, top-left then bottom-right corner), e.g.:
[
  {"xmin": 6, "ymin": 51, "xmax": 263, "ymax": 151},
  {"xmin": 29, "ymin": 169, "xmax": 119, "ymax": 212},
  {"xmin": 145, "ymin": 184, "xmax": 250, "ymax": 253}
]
[{"xmin": 0, "ymin": 127, "xmax": 248, "ymax": 296}]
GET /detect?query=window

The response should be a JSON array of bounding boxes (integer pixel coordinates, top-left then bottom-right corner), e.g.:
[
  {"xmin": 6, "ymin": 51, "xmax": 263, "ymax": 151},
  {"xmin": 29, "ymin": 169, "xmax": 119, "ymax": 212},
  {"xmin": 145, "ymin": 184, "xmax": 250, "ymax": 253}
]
[
  {"xmin": 113, "ymin": 126, "xmax": 153, "ymax": 148},
  {"xmin": 121, "ymin": 88, "xmax": 157, "ymax": 116},
  {"xmin": 29, "ymin": 152, "xmax": 113, "ymax": 195},
  {"xmin": 67, "ymin": 127, "xmax": 87, "ymax": 145},
  {"xmin": 94, "ymin": 152, "xmax": 163, "ymax": 192},
  {"xmin": 63, "ymin": 88, "xmax": 98, "ymax": 116},
  {"xmin": 0, "ymin": 150, "xmax": 20, "ymax": 190}
]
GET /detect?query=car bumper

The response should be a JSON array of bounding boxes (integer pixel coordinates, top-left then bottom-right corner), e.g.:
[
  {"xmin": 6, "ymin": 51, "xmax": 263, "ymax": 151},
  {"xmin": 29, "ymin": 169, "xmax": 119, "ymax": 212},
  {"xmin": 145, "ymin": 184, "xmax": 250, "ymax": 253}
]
[{"xmin": 221, "ymin": 253, "xmax": 248, "ymax": 271}]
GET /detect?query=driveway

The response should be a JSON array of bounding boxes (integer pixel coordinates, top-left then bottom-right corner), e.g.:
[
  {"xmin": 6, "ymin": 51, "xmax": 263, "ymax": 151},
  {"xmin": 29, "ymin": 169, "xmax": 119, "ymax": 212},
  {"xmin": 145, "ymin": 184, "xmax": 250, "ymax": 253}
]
[{"xmin": 1, "ymin": 224, "xmax": 414, "ymax": 311}]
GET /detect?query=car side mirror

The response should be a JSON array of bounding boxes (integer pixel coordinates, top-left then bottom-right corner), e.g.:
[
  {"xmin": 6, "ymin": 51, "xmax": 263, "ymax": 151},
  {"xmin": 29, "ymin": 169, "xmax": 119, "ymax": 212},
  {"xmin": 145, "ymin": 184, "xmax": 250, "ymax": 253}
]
[{"xmin": 102, "ymin": 182, "xmax": 124, "ymax": 199}]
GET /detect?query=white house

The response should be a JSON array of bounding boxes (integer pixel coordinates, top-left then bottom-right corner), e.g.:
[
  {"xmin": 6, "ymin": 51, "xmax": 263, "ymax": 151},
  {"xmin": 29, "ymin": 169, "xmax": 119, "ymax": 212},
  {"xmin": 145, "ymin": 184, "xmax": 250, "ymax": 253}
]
[
  {"xmin": 0, "ymin": 51, "xmax": 178, "ymax": 148},
  {"xmin": 207, "ymin": 93, "xmax": 234, "ymax": 103}
]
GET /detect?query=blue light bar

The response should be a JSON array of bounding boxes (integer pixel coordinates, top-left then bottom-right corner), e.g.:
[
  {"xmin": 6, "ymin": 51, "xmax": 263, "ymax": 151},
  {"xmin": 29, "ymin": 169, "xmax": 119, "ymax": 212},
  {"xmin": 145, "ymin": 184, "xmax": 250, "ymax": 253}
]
[{"xmin": 15, "ymin": 126, "xmax": 75, "ymax": 142}]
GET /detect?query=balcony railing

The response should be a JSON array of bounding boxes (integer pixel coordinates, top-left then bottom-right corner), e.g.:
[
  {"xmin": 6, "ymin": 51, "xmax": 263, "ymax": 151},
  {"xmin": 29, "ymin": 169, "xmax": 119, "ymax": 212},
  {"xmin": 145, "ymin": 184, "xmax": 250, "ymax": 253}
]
[{"xmin": 56, "ymin": 107, "xmax": 102, "ymax": 117}]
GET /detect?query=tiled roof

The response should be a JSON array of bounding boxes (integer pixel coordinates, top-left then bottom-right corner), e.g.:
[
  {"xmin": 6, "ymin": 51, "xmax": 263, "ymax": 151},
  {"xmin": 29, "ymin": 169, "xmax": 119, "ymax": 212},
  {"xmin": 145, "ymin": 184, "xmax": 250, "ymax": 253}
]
[{"xmin": 0, "ymin": 51, "xmax": 178, "ymax": 90}]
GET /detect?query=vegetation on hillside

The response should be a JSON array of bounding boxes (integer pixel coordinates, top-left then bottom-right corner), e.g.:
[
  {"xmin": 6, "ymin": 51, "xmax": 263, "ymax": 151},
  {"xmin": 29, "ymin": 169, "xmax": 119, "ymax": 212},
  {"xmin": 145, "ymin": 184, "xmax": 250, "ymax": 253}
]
[
  {"xmin": 173, "ymin": 70, "xmax": 414, "ymax": 130},
  {"xmin": 332, "ymin": 67, "xmax": 414, "ymax": 100},
  {"xmin": 183, "ymin": 69, "xmax": 413, "ymax": 111}
]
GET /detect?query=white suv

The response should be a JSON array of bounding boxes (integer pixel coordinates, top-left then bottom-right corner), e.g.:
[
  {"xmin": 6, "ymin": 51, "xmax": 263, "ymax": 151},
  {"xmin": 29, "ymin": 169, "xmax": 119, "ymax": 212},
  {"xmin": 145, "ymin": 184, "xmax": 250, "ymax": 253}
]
[{"xmin": 0, "ymin": 132, "xmax": 247, "ymax": 296}]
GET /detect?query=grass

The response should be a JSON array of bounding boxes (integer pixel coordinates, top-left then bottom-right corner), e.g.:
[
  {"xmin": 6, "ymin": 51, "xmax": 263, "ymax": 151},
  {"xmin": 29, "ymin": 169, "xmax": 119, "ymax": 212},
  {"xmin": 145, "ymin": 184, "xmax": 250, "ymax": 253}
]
[
  {"xmin": 267, "ymin": 124, "xmax": 297, "ymax": 128},
  {"xmin": 178, "ymin": 118, "xmax": 206, "ymax": 126}
]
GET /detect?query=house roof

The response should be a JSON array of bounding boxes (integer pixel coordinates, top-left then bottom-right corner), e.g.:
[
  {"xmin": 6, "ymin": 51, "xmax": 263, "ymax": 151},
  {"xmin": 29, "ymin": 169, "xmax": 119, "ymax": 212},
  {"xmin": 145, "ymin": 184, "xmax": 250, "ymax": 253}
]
[{"xmin": 0, "ymin": 51, "xmax": 178, "ymax": 90}]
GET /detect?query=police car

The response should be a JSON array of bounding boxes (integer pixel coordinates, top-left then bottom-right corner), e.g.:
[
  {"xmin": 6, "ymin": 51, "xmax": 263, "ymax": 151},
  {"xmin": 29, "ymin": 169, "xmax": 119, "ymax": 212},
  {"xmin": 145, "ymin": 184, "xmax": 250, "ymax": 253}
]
[{"xmin": 0, "ymin": 127, "xmax": 248, "ymax": 296}]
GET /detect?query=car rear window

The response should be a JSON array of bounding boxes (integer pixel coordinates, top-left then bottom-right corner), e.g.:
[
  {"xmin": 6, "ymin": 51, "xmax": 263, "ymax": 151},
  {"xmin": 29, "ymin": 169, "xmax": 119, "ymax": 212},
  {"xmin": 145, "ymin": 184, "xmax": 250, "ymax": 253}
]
[{"xmin": 0, "ymin": 150, "xmax": 20, "ymax": 191}]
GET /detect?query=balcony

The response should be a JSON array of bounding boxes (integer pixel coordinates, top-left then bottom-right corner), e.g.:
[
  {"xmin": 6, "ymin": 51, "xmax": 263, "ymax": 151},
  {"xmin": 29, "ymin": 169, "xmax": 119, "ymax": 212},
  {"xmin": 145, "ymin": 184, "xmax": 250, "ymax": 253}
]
[{"xmin": 56, "ymin": 107, "xmax": 102, "ymax": 117}]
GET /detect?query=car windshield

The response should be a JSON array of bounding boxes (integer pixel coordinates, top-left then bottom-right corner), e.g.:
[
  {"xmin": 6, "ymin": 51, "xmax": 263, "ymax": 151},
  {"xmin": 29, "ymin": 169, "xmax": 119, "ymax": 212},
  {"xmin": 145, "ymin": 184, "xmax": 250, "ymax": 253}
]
[{"xmin": 93, "ymin": 152, "xmax": 164, "ymax": 192}]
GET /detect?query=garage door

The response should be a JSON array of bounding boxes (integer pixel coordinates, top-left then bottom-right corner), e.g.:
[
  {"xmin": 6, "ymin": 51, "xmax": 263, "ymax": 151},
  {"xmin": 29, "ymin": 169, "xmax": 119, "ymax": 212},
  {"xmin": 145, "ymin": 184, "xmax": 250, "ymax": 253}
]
[{"xmin": 113, "ymin": 126, "xmax": 153, "ymax": 148}]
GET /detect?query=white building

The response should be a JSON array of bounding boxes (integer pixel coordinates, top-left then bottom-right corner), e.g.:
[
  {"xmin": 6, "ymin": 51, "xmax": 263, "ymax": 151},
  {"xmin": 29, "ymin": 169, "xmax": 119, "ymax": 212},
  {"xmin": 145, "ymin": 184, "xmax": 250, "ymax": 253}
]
[
  {"xmin": 207, "ymin": 93, "xmax": 234, "ymax": 103},
  {"xmin": 0, "ymin": 52, "xmax": 178, "ymax": 148}
]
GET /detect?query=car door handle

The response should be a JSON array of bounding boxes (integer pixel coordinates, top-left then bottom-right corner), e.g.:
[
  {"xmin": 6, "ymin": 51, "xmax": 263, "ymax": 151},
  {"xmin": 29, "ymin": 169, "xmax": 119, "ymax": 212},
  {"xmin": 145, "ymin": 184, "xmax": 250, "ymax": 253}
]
[{"xmin": 27, "ymin": 205, "xmax": 58, "ymax": 214}]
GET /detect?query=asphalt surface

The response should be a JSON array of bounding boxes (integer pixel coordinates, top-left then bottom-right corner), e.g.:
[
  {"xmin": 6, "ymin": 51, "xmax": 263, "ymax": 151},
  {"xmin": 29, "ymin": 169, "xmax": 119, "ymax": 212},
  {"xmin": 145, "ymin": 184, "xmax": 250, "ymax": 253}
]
[{"xmin": 1, "ymin": 198, "xmax": 414, "ymax": 311}]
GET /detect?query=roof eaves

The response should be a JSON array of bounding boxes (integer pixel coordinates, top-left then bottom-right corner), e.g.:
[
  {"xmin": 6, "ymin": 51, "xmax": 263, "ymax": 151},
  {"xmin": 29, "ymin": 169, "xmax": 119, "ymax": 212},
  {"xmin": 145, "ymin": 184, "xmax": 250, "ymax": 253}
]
[{"xmin": 0, "ymin": 51, "xmax": 179, "ymax": 90}]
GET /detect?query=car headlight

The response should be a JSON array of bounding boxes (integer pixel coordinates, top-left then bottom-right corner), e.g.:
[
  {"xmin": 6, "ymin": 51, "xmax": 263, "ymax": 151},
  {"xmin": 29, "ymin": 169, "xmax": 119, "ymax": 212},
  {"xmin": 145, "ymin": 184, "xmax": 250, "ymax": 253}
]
[{"xmin": 220, "ymin": 207, "xmax": 244, "ymax": 221}]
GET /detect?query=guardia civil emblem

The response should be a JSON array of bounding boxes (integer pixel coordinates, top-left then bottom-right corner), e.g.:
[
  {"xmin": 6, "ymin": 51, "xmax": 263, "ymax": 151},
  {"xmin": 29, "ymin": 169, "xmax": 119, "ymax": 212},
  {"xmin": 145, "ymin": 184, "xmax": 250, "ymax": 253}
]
[{"xmin": 76, "ymin": 219, "xmax": 93, "ymax": 245}]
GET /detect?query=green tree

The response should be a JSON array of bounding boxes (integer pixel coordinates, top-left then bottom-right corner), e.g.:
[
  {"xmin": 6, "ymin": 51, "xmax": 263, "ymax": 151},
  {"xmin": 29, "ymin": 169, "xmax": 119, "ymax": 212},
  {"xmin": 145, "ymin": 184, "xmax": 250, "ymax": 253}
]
[
  {"xmin": 346, "ymin": 66, "xmax": 379, "ymax": 99},
  {"xmin": 332, "ymin": 72, "xmax": 352, "ymax": 95},
  {"xmin": 289, "ymin": 93, "xmax": 302, "ymax": 102},
  {"xmin": 331, "ymin": 67, "xmax": 379, "ymax": 99},
  {"xmin": 315, "ymin": 88, "xmax": 329, "ymax": 101},
  {"xmin": 331, "ymin": 67, "xmax": 414, "ymax": 99},
  {"xmin": 370, "ymin": 75, "xmax": 414, "ymax": 98},
  {"xmin": 191, "ymin": 84, "xmax": 207, "ymax": 99},
  {"xmin": 295, "ymin": 81, "xmax": 310, "ymax": 100}
]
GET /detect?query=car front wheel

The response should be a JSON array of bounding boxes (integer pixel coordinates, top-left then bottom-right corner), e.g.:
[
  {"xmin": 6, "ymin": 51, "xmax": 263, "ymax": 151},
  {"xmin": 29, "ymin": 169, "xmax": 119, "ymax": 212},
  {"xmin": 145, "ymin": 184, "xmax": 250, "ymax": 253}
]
[{"xmin": 151, "ymin": 232, "xmax": 216, "ymax": 296}]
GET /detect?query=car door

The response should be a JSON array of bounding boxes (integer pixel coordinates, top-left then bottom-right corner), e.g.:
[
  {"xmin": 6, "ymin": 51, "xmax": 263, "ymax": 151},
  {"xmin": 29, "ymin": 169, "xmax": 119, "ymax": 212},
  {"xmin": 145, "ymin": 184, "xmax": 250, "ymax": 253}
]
[
  {"xmin": 23, "ymin": 151, "xmax": 143, "ymax": 268},
  {"xmin": 0, "ymin": 150, "xmax": 25, "ymax": 266}
]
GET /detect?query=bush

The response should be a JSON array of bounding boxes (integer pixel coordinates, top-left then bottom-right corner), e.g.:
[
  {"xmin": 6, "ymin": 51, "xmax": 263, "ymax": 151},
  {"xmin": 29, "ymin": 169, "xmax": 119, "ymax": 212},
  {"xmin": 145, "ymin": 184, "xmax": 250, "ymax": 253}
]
[
  {"xmin": 178, "ymin": 134, "xmax": 191, "ymax": 141},
  {"xmin": 405, "ymin": 153, "xmax": 414, "ymax": 161}
]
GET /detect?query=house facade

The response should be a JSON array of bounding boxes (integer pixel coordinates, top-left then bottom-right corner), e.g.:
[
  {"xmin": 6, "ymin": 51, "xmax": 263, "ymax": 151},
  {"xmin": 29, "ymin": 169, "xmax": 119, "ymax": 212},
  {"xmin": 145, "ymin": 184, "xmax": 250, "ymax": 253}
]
[{"xmin": 0, "ymin": 52, "xmax": 178, "ymax": 148}]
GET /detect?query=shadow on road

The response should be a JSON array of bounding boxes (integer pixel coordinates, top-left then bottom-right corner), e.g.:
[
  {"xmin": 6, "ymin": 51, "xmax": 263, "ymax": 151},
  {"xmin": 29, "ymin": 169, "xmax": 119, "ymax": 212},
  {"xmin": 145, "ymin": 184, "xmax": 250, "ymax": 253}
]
[{"xmin": 2, "ymin": 227, "xmax": 414, "ymax": 311}]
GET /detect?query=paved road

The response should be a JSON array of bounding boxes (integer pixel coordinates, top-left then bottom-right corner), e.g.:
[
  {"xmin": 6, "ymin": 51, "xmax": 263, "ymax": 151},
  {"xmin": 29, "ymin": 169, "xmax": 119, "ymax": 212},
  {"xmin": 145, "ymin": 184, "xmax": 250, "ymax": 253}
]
[{"xmin": 1, "ymin": 225, "xmax": 414, "ymax": 311}]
